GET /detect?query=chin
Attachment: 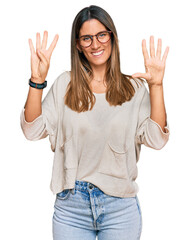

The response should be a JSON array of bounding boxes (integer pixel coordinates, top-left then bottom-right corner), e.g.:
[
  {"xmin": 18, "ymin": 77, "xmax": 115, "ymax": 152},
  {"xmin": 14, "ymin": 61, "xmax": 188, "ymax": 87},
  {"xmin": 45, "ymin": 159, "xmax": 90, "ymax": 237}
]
[{"xmin": 90, "ymin": 58, "xmax": 110, "ymax": 67}]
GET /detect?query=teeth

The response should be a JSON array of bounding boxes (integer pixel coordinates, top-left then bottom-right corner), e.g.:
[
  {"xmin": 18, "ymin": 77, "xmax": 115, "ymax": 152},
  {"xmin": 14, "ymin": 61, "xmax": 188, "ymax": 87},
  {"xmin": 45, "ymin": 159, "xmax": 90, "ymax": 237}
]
[{"xmin": 92, "ymin": 50, "xmax": 103, "ymax": 56}]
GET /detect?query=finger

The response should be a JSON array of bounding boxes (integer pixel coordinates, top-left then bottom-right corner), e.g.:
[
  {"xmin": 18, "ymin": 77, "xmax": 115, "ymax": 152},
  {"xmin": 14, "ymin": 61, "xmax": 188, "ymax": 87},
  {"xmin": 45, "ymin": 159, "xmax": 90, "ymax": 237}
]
[
  {"xmin": 156, "ymin": 38, "xmax": 162, "ymax": 59},
  {"xmin": 42, "ymin": 30, "xmax": 48, "ymax": 49},
  {"xmin": 142, "ymin": 39, "xmax": 149, "ymax": 62},
  {"xmin": 36, "ymin": 32, "xmax": 41, "ymax": 51},
  {"xmin": 162, "ymin": 46, "xmax": 169, "ymax": 64},
  {"xmin": 37, "ymin": 49, "xmax": 49, "ymax": 66},
  {"xmin": 28, "ymin": 38, "xmax": 35, "ymax": 55},
  {"xmin": 150, "ymin": 35, "xmax": 155, "ymax": 57},
  {"xmin": 47, "ymin": 34, "xmax": 59, "ymax": 56}
]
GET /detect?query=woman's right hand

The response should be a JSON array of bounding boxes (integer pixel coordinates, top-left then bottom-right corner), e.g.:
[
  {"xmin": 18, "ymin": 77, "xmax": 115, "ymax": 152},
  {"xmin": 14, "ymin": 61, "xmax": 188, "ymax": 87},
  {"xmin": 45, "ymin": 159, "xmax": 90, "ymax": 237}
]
[{"xmin": 28, "ymin": 31, "xmax": 59, "ymax": 83}]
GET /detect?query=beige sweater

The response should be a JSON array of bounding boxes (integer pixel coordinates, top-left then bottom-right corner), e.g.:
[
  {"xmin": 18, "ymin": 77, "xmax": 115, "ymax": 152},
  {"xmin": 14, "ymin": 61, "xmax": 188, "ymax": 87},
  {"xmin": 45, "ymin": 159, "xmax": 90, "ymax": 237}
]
[{"xmin": 20, "ymin": 71, "xmax": 170, "ymax": 197}]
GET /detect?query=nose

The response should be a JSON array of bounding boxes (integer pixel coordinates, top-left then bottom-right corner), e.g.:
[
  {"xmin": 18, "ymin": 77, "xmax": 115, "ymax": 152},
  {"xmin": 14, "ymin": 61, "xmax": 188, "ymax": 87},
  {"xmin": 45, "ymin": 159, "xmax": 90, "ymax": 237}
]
[{"xmin": 91, "ymin": 36, "xmax": 101, "ymax": 49}]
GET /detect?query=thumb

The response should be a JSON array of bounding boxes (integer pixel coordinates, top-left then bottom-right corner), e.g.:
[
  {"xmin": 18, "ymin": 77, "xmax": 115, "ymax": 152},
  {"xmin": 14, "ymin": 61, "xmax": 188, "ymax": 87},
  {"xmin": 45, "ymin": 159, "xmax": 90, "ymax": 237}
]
[
  {"xmin": 132, "ymin": 72, "xmax": 148, "ymax": 79},
  {"xmin": 37, "ymin": 49, "xmax": 49, "ymax": 66}
]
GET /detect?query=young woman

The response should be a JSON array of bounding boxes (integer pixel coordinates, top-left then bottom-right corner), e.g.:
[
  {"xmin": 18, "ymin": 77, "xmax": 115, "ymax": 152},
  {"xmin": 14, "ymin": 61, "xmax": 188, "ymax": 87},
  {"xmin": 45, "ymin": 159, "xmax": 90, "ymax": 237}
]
[{"xmin": 20, "ymin": 5, "xmax": 170, "ymax": 240}]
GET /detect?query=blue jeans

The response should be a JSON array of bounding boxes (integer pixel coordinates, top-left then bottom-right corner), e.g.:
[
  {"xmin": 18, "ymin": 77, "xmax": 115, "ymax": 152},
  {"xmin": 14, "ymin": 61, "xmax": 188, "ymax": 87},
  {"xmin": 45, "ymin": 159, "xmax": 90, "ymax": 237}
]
[{"xmin": 52, "ymin": 180, "xmax": 142, "ymax": 240}]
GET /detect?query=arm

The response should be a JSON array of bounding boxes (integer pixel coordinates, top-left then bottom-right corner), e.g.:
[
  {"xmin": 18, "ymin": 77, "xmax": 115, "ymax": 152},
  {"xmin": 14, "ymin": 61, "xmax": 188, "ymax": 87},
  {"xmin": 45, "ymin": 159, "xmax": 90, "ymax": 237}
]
[
  {"xmin": 20, "ymin": 78, "xmax": 58, "ymax": 141},
  {"xmin": 135, "ymin": 84, "xmax": 169, "ymax": 150},
  {"xmin": 20, "ymin": 31, "xmax": 59, "ymax": 140},
  {"xmin": 24, "ymin": 31, "xmax": 59, "ymax": 122},
  {"xmin": 132, "ymin": 36, "xmax": 170, "ymax": 133},
  {"xmin": 24, "ymin": 83, "xmax": 43, "ymax": 122},
  {"xmin": 149, "ymin": 85, "xmax": 167, "ymax": 133}
]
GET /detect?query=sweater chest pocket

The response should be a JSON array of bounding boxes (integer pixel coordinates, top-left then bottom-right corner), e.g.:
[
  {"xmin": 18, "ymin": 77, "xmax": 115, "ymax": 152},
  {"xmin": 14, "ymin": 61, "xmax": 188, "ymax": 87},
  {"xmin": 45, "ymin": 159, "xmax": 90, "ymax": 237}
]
[{"xmin": 97, "ymin": 139, "xmax": 130, "ymax": 179}]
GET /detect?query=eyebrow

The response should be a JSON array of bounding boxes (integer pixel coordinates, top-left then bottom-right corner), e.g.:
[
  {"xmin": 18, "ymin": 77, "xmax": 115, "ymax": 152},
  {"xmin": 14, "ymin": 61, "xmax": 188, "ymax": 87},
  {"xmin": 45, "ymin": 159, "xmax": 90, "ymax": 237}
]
[{"xmin": 79, "ymin": 30, "xmax": 107, "ymax": 37}]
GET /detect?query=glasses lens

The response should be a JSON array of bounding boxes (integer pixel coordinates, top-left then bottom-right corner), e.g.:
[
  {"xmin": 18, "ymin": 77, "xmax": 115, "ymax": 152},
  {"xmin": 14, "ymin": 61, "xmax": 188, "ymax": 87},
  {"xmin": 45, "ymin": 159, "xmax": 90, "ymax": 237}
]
[
  {"xmin": 79, "ymin": 35, "xmax": 92, "ymax": 47},
  {"xmin": 97, "ymin": 32, "xmax": 111, "ymax": 43},
  {"xmin": 78, "ymin": 31, "xmax": 111, "ymax": 47}
]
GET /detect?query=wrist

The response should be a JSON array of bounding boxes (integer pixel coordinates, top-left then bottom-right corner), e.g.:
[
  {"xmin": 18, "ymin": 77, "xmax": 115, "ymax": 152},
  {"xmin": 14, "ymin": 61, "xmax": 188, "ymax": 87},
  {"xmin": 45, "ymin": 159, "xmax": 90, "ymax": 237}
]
[
  {"xmin": 31, "ymin": 76, "xmax": 45, "ymax": 84},
  {"xmin": 148, "ymin": 84, "xmax": 163, "ymax": 90},
  {"xmin": 29, "ymin": 78, "xmax": 47, "ymax": 89}
]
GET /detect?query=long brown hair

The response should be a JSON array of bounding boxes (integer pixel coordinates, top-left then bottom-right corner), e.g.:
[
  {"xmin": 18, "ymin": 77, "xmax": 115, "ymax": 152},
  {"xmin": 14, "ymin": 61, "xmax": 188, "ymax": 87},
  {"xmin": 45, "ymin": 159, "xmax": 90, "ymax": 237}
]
[{"xmin": 65, "ymin": 5, "xmax": 143, "ymax": 112}]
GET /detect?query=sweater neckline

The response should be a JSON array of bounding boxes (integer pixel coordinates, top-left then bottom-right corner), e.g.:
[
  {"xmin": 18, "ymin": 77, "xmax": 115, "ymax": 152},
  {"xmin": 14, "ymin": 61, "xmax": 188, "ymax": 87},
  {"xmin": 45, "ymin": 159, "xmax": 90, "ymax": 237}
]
[{"xmin": 93, "ymin": 92, "xmax": 106, "ymax": 95}]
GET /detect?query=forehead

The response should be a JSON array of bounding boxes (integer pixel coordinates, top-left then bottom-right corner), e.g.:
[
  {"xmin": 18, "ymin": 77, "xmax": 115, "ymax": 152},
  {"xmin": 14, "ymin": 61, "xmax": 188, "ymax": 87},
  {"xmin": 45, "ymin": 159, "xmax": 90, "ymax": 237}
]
[{"xmin": 79, "ymin": 19, "xmax": 107, "ymax": 36}]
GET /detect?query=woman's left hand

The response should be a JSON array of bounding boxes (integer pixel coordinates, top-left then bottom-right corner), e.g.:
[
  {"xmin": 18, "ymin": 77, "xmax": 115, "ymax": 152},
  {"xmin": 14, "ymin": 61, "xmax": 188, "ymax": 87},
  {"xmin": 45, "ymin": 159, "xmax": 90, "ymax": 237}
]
[{"xmin": 132, "ymin": 36, "xmax": 169, "ymax": 87}]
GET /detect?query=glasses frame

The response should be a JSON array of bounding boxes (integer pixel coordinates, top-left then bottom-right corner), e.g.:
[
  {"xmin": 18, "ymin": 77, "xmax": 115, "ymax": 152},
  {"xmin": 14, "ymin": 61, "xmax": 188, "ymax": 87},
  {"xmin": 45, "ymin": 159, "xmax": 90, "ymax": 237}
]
[{"xmin": 77, "ymin": 30, "xmax": 112, "ymax": 48}]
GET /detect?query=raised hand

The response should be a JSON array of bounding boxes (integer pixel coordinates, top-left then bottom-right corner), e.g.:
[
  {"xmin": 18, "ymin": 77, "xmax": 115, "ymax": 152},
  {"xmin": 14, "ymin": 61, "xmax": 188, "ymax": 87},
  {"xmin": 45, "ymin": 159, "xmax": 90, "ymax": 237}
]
[
  {"xmin": 29, "ymin": 31, "xmax": 59, "ymax": 83},
  {"xmin": 132, "ymin": 36, "xmax": 169, "ymax": 87}
]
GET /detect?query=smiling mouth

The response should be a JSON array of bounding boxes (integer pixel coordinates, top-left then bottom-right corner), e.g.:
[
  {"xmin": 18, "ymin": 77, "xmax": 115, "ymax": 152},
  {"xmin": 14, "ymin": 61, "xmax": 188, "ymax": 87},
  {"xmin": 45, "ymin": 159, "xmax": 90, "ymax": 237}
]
[{"xmin": 91, "ymin": 50, "xmax": 104, "ymax": 56}]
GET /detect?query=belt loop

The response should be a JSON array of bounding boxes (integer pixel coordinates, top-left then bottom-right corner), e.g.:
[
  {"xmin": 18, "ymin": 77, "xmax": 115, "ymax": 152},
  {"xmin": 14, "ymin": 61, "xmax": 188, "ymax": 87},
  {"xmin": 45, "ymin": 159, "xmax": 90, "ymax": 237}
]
[
  {"xmin": 71, "ymin": 187, "xmax": 75, "ymax": 195},
  {"xmin": 71, "ymin": 183, "xmax": 76, "ymax": 195}
]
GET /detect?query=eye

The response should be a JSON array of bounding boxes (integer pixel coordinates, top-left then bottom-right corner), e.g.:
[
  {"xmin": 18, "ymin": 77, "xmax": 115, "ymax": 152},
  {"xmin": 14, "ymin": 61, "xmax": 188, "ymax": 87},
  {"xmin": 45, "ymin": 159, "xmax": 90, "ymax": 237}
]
[
  {"xmin": 81, "ymin": 36, "xmax": 91, "ymax": 41},
  {"xmin": 99, "ymin": 33, "xmax": 106, "ymax": 37},
  {"xmin": 98, "ymin": 32, "xmax": 108, "ymax": 39}
]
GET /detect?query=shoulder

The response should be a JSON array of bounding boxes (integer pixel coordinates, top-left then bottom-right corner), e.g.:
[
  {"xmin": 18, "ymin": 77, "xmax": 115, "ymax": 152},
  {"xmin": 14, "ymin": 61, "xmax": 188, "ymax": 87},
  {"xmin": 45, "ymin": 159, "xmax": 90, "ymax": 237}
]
[
  {"xmin": 125, "ymin": 74, "xmax": 146, "ymax": 89},
  {"xmin": 55, "ymin": 71, "xmax": 71, "ymax": 85},
  {"xmin": 44, "ymin": 71, "xmax": 71, "ymax": 100},
  {"xmin": 128, "ymin": 77, "xmax": 149, "ymax": 101},
  {"xmin": 51, "ymin": 71, "xmax": 71, "ymax": 91}
]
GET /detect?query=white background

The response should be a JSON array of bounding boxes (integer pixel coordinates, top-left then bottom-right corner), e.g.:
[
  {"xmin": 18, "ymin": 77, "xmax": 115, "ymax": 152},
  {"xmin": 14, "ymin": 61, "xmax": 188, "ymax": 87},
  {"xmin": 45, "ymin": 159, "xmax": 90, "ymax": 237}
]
[{"xmin": 0, "ymin": 0, "xmax": 189, "ymax": 239}]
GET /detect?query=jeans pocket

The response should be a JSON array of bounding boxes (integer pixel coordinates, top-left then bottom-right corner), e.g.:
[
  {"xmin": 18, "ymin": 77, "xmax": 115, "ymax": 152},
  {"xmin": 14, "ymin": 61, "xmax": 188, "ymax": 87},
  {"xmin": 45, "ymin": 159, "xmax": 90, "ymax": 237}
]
[{"xmin": 56, "ymin": 189, "xmax": 70, "ymax": 200}]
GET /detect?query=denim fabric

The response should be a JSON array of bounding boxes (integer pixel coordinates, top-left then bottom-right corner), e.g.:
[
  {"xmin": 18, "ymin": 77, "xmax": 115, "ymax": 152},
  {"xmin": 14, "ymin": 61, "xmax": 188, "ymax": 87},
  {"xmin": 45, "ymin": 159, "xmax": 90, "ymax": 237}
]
[{"xmin": 53, "ymin": 180, "xmax": 142, "ymax": 240}]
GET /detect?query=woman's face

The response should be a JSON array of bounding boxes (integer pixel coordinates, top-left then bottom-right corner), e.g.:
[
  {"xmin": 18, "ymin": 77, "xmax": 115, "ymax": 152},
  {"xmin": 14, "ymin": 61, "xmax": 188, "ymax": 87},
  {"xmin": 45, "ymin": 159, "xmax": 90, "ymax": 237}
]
[{"xmin": 77, "ymin": 19, "xmax": 112, "ymax": 70}]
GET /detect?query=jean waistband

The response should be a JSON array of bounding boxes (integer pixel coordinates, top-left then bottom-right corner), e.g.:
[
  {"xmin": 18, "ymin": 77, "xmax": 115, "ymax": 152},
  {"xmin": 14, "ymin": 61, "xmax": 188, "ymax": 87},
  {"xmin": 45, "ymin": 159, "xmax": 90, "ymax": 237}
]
[
  {"xmin": 71, "ymin": 180, "xmax": 137, "ymax": 199},
  {"xmin": 70, "ymin": 180, "xmax": 100, "ymax": 194}
]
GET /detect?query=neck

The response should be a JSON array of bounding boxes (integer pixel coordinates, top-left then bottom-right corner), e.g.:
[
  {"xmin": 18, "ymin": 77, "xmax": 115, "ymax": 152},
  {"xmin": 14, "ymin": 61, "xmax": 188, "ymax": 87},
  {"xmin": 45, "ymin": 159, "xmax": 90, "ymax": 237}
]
[{"xmin": 91, "ymin": 64, "xmax": 106, "ymax": 81}]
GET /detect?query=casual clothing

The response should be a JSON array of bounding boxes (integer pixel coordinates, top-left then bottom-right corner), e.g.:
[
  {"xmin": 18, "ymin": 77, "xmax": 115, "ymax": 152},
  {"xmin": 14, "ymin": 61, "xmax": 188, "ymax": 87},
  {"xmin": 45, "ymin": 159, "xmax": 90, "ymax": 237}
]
[
  {"xmin": 20, "ymin": 71, "xmax": 170, "ymax": 198},
  {"xmin": 53, "ymin": 180, "xmax": 142, "ymax": 240}
]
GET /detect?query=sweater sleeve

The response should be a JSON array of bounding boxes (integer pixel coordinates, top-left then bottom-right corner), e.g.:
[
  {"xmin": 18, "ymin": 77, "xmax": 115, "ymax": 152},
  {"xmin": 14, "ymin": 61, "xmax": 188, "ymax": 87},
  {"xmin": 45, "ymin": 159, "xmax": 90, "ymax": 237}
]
[
  {"xmin": 20, "ymin": 77, "xmax": 58, "ymax": 142},
  {"xmin": 135, "ymin": 85, "xmax": 170, "ymax": 150}
]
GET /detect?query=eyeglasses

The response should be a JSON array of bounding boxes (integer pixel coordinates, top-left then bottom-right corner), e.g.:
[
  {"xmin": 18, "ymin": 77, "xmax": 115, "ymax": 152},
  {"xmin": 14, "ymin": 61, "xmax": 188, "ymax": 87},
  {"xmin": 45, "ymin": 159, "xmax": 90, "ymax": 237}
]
[{"xmin": 77, "ymin": 30, "xmax": 112, "ymax": 48}]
